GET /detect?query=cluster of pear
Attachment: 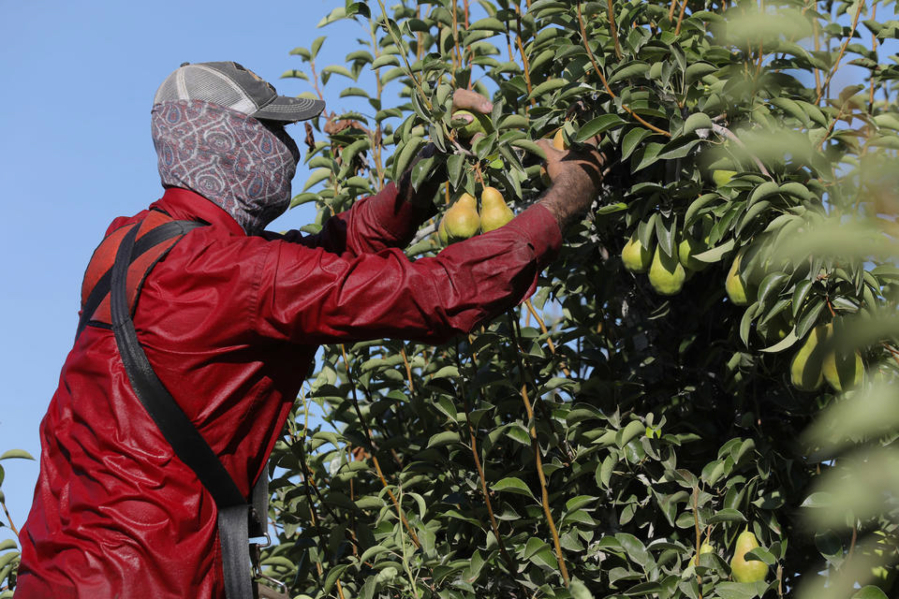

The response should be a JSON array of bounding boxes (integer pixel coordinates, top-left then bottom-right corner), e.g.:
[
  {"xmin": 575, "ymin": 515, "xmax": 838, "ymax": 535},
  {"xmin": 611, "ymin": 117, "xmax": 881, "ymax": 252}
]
[
  {"xmin": 437, "ymin": 186, "xmax": 515, "ymax": 246},
  {"xmin": 691, "ymin": 529, "xmax": 768, "ymax": 583},
  {"xmin": 621, "ymin": 216, "xmax": 712, "ymax": 296},
  {"xmin": 790, "ymin": 322, "xmax": 865, "ymax": 393}
]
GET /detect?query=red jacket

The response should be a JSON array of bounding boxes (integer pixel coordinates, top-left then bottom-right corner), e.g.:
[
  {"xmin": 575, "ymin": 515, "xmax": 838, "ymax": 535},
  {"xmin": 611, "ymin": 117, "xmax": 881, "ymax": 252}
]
[{"xmin": 16, "ymin": 185, "xmax": 561, "ymax": 598}]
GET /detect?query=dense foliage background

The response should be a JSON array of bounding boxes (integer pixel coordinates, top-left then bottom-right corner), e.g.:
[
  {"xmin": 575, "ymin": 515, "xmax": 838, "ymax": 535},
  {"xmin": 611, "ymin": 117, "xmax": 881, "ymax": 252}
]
[{"xmin": 3, "ymin": 0, "xmax": 899, "ymax": 598}]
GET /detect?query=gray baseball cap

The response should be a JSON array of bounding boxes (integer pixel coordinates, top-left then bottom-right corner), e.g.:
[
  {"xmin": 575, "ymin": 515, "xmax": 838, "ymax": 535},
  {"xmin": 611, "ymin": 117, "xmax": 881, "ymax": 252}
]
[{"xmin": 153, "ymin": 61, "xmax": 325, "ymax": 122}]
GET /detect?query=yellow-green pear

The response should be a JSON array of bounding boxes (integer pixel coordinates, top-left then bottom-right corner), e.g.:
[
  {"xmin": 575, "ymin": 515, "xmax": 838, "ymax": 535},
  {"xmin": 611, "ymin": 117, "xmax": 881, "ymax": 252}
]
[
  {"xmin": 649, "ymin": 248, "xmax": 686, "ymax": 296},
  {"xmin": 692, "ymin": 542, "xmax": 715, "ymax": 566},
  {"xmin": 622, "ymin": 233, "xmax": 652, "ymax": 273},
  {"xmin": 444, "ymin": 193, "xmax": 480, "ymax": 242},
  {"xmin": 822, "ymin": 349, "xmax": 865, "ymax": 392},
  {"xmin": 452, "ymin": 110, "xmax": 487, "ymax": 139},
  {"xmin": 437, "ymin": 216, "xmax": 449, "ymax": 246},
  {"xmin": 552, "ymin": 128, "xmax": 568, "ymax": 151},
  {"xmin": 713, "ymin": 169, "xmax": 737, "ymax": 187},
  {"xmin": 790, "ymin": 325, "xmax": 827, "ymax": 391},
  {"xmin": 679, "ymin": 216, "xmax": 713, "ymax": 272},
  {"xmin": 730, "ymin": 530, "xmax": 768, "ymax": 583},
  {"xmin": 479, "ymin": 186, "xmax": 514, "ymax": 233},
  {"xmin": 726, "ymin": 249, "xmax": 752, "ymax": 306}
]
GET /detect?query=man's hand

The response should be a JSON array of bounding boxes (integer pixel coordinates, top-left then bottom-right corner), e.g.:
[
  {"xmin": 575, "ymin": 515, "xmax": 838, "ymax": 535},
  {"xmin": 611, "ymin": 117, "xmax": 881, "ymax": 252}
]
[
  {"xmin": 398, "ymin": 89, "xmax": 494, "ymax": 207},
  {"xmin": 535, "ymin": 136, "xmax": 608, "ymax": 232}
]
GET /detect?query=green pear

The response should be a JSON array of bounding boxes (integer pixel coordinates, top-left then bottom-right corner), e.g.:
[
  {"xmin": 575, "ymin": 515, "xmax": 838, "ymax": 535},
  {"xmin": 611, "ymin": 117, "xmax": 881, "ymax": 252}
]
[
  {"xmin": 679, "ymin": 217, "xmax": 713, "ymax": 272},
  {"xmin": 790, "ymin": 324, "xmax": 827, "ymax": 391},
  {"xmin": 444, "ymin": 193, "xmax": 480, "ymax": 242},
  {"xmin": 622, "ymin": 233, "xmax": 652, "ymax": 273},
  {"xmin": 437, "ymin": 216, "xmax": 449, "ymax": 246},
  {"xmin": 822, "ymin": 349, "xmax": 865, "ymax": 392},
  {"xmin": 713, "ymin": 169, "xmax": 737, "ymax": 187},
  {"xmin": 452, "ymin": 110, "xmax": 487, "ymax": 139},
  {"xmin": 649, "ymin": 248, "xmax": 686, "ymax": 296},
  {"xmin": 479, "ymin": 186, "xmax": 514, "ymax": 233},
  {"xmin": 730, "ymin": 530, "xmax": 768, "ymax": 583},
  {"xmin": 725, "ymin": 248, "xmax": 752, "ymax": 306}
]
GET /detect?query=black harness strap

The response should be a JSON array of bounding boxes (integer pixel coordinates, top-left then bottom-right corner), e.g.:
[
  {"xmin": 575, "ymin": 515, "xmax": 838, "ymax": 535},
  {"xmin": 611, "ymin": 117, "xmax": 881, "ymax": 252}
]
[
  {"xmin": 107, "ymin": 221, "xmax": 264, "ymax": 599},
  {"xmin": 77, "ymin": 220, "xmax": 205, "ymax": 340}
]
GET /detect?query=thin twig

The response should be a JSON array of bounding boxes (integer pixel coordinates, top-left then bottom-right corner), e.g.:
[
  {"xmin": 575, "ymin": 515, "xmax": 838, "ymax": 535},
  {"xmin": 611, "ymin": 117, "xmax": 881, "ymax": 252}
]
[
  {"xmin": 694, "ymin": 488, "xmax": 703, "ymax": 599},
  {"xmin": 400, "ymin": 347, "xmax": 415, "ymax": 393},
  {"xmin": 815, "ymin": 1, "xmax": 864, "ymax": 104},
  {"xmin": 508, "ymin": 314, "xmax": 570, "ymax": 588},
  {"xmin": 524, "ymin": 299, "xmax": 570, "ymax": 376},
  {"xmin": 515, "ymin": 5, "xmax": 536, "ymax": 109},
  {"xmin": 607, "ymin": 0, "xmax": 622, "ymax": 59},
  {"xmin": 675, "ymin": 0, "xmax": 689, "ymax": 36},
  {"xmin": 1, "ymin": 500, "xmax": 18, "ymax": 537}
]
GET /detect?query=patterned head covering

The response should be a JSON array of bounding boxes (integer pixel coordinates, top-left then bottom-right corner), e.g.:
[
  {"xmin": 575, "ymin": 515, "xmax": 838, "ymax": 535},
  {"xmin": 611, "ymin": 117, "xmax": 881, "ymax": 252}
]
[{"xmin": 151, "ymin": 99, "xmax": 300, "ymax": 235}]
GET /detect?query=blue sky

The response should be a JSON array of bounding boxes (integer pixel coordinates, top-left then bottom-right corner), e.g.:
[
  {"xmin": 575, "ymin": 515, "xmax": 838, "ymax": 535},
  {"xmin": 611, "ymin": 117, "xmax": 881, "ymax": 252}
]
[{"xmin": 0, "ymin": 0, "xmax": 361, "ymax": 542}]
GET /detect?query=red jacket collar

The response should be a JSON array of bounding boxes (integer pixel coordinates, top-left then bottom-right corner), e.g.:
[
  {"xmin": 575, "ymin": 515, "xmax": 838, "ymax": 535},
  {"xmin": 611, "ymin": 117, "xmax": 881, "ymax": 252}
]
[{"xmin": 149, "ymin": 188, "xmax": 247, "ymax": 237}]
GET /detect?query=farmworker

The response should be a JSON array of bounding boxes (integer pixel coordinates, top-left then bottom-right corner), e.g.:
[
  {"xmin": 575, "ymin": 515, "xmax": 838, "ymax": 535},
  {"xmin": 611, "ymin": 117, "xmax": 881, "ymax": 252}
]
[{"xmin": 16, "ymin": 61, "xmax": 605, "ymax": 599}]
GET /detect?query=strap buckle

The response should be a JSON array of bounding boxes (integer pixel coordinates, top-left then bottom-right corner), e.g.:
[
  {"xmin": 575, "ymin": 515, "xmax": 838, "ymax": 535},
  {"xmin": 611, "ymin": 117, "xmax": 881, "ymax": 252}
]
[{"xmin": 251, "ymin": 542, "xmax": 289, "ymax": 599}]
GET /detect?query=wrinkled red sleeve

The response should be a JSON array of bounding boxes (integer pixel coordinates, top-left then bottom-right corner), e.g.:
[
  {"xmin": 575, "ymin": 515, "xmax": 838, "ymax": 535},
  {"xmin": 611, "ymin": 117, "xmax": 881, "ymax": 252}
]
[
  {"xmin": 253, "ymin": 204, "xmax": 562, "ymax": 345},
  {"xmin": 266, "ymin": 183, "xmax": 433, "ymax": 257}
]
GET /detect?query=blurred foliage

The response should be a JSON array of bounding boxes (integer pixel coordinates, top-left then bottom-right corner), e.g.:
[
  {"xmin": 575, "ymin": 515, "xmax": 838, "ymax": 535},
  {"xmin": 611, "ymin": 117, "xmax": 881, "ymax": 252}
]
[
  {"xmin": 0, "ymin": 449, "xmax": 34, "ymax": 597},
  {"xmin": 261, "ymin": 0, "xmax": 899, "ymax": 597}
]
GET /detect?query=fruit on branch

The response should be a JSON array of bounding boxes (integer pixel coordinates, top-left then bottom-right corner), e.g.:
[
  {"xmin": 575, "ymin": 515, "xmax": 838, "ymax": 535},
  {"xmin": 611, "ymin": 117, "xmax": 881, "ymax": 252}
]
[
  {"xmin": 822, "ymin": 348, "xmax": 865, "ymax": 392},
  {"xmin": 730, "ymin": 529, "xmax": 768, "ymax": 583},
  {"xmin": 649, "ymin": 248, "xmax": 686, "ymax": 296},
  {"xmin": 712, "ymin": 169, "xmax": 737, "ymax": 187},
  {"xmin": 725, "ymin": 248, "xmax": 752, "ymax": 306},
  {"xmin": 452, "ymin": 110, "xmax": 487, "ymax": 139},
  {"xmin": 679, "ymin": 216, "xmax": 713, "ymax": 272},
  {"xmin": 622, "ymin": 233, "xmax": 652, "ymax": 273},
  {"xmin": 479, "ymin": 186, "xmax": 514, "ymax": 233},
  {"xmin": 443, "ymin": 193, "xmax": 480, "ymax": 242},
  {"xmin": 790, "ymin": 324, "xmax": 827, "ymax": 391},
  {"xmin": 552, "ymin": 128, "xmax": 568, "ymax": 151},
  {"xmin": 692, "ymin": 542, "xmax": 716, "ymax": 566},
  {"xmin": 437, "ymin": 216, "xmax": 449, "ymax": 247}
]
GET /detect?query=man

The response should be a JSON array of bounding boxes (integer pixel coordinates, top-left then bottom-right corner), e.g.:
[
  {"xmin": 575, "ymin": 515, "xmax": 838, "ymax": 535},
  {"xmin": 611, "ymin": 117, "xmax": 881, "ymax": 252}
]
[{"xmin": 16, "ymin": 62, "xmax": 604, "ymax": 598}]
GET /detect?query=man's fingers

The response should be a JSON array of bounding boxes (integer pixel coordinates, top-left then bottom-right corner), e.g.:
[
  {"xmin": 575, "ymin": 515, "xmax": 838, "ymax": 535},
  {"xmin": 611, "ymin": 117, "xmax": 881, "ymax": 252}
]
[
  {"xmin": 535, "ymin": 138, "xmax": 565, "ymax": 161},
  {"xmin": 452, "ymin": 89, "xmax": 493, "ymax": 114}
]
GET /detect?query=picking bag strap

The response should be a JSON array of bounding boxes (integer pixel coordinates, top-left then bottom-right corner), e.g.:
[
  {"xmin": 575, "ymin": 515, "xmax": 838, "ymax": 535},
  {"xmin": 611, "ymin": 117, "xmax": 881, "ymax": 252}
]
[
  {"xmin": 76, "ymin": 219, "xmax": 205, "ymax": 340},
  {"xmin": 108, "ymin": 222, "xmax": 254, "ymax": 599}
]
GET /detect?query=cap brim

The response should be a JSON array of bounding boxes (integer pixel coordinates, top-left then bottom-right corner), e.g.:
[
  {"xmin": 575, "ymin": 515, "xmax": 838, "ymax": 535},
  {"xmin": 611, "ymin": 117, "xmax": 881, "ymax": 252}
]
[{"xmin": 252, "ymin": 96, "xmax": 326, "ymax": 122}]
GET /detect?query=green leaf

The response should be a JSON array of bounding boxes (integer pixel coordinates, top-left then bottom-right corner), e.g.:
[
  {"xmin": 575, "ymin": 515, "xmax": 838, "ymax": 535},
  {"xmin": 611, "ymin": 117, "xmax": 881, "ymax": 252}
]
[
  {"xmin": 469, "ymin": 17, "xmax": 506, "ymax": 32},
  {"xmin": 621, "ymin": 128, "xmax": 654, "ymax": 160},
  {"xmin": 608, "ymin": 62, "xmax": 650, "ymax": 85},
  {"xmin": 491, "ymin": 477, "xmax": 535, "ymax": 498},
  {"xmin": 0, "ymin": 449, "xmax": 34, "ymax": 461},
  {"xmin": 683, "ymin": 113, "xmax": 713, "ymax": 136},
  {"xmin": 303, "ymin": 168, "xmax": 331, "ymax": 193},
  {"xmin": 577, "ymin": 114, "xmax": 626, "ymax": 140},
  {"xmin": 321, "ymin": 65, "xmax": 356, "ymax": 80},
  {"xmin": 708, "ymin": 508, "xmax": 747, "ymax": 523},
  {"xmin": 852, "ymin": 586, "xmax": 889, "ymax": 599},
  {"xmin": 527, "ymin": 78, "xmax": 568, "ymax": 100},
  {"xmin": 427, "ymin": 430, "xmax": 461, "ymax": 448}
]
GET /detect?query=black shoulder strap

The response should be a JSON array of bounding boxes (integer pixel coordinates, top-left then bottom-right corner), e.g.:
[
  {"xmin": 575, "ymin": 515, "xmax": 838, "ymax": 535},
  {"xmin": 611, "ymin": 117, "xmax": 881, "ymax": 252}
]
[
  {"xmin": 110, "ymin": 223, "xmax": 247, "ymax": 508},
  {"xmin": 108, "ymin": 222, "xmax": 259, "ymax": 599},
  {"xmin": 76, "ymin": 220, "xmax": 205, "ymax": 340}
]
